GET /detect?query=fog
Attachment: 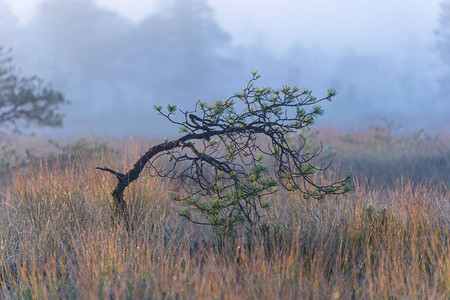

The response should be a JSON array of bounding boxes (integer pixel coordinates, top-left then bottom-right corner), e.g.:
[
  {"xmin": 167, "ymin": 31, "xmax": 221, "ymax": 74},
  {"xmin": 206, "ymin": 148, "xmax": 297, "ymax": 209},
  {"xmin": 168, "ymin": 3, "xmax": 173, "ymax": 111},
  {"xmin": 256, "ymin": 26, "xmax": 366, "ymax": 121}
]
[{"xmin": 0, "ymin": 0, "xmax": 448, "ymax": 138}]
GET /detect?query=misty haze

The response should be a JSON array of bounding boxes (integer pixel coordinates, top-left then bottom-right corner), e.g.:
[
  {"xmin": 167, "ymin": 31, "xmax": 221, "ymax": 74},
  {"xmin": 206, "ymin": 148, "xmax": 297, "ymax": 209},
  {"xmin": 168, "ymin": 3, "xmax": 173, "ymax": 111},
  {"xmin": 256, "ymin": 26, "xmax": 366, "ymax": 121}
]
[{"xmin": 0, "ymin": 0, "xmax": 448, "ymax": 138}]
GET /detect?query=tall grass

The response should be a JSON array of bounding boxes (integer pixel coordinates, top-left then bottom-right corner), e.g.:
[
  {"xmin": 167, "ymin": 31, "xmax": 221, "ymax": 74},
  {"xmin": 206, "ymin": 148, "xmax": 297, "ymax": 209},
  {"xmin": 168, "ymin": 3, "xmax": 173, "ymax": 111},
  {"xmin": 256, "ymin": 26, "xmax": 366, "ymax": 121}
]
[{"xmin": 0, "ymin": 132, "xmax": 448, "ymax": 299}]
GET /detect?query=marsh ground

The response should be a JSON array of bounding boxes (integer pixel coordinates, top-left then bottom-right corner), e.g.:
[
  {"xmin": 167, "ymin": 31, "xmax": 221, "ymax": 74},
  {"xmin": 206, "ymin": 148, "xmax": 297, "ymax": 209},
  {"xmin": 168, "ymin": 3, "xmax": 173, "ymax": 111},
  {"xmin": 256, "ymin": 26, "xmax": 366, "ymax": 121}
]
[{"xmin": 0, "ymin": 126, "xmax": 448, "ymax": 299}]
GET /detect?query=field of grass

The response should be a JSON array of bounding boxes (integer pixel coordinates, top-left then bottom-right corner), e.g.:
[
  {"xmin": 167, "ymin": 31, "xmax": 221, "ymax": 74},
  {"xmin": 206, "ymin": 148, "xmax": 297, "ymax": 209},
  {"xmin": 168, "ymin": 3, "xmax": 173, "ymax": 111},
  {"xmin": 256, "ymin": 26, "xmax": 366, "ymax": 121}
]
[{"xmin": 0, "ymin": 127, "xmax": 449, "ymax": 299}]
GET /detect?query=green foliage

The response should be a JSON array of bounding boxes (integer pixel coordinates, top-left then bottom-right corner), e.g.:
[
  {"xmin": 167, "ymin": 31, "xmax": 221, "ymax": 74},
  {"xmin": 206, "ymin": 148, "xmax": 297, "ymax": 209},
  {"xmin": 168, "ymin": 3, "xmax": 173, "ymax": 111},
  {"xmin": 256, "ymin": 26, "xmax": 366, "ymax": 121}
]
[
  {"xmin": 155, "ymin": 72, "xmax": 335, "ymax": 135},
  {"xmin": 153, "ymin": 104, "xmax": 162, "ymax": 113},
  {"xmin": 150, "ymin": 72, "xmax": 351, "ymax": 235},
  {"xmin": 327, "ymin": 88, "xmax": 337, "ymax": 98},
  {"xmin": 167, "ymin": 104, "xmax": 177, "ymax": 115}
]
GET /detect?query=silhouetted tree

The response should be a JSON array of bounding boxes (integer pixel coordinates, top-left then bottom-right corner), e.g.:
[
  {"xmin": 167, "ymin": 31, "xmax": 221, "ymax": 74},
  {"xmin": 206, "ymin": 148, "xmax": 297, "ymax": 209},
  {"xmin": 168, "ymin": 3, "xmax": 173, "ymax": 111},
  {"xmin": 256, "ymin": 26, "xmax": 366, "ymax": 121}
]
[
  {"xmin": 97, "ymin": 73, "xmax": 352, "ymax": 233},
  {"xmin": 0, "ymin": 48, "xmax": 66, "ymax": 134}
]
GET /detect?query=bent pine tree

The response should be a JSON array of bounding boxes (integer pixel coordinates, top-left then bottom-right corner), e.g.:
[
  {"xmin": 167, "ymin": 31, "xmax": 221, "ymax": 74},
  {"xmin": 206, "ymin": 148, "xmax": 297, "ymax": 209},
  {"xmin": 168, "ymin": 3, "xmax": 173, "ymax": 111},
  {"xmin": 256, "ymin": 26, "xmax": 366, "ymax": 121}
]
[{"xmin": 97, "ymin": 73, "xmax": 352, "ymax": 232}]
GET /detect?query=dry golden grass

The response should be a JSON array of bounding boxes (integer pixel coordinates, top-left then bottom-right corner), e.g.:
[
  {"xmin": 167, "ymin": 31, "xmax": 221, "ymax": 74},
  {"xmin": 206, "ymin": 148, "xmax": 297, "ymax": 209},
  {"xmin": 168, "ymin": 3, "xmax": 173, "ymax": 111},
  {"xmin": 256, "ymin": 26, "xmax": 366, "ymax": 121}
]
[{"xmin": 0, "ymin": 133, "xmax": 448, "ymax": 299}]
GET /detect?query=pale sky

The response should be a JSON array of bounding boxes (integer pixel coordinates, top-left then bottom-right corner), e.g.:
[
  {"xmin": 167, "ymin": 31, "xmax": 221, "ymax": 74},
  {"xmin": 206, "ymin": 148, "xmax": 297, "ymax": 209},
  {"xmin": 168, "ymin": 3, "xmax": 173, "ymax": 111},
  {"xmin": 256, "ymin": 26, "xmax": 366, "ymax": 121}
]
[{"xmin": 3, "ymin": 0, "xmax": 442, "ymax": 55}]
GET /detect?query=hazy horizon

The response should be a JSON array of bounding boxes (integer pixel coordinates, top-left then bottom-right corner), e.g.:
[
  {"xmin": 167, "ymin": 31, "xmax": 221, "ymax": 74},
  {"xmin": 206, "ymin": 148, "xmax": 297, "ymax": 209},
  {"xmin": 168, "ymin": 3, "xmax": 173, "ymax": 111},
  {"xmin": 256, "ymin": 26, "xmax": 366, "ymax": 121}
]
[{"xmin": 0, "ymin": 0, "xmax": 448, "ymax": 138}]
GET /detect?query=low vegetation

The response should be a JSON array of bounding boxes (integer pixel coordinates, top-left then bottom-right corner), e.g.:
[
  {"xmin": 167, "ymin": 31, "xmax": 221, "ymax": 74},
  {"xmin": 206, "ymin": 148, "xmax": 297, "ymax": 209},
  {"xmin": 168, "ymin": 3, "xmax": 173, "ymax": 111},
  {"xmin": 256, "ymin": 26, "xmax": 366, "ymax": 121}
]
[{"xmin": 0, "ymin": 127, "xmax": 448, "ymax": 299}]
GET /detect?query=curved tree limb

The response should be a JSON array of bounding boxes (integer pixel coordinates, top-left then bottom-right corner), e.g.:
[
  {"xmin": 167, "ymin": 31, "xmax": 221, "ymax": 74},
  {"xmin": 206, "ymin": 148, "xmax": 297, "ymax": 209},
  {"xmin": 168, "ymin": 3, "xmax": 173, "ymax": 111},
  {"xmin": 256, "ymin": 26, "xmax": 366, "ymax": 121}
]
[{"xmin": 97, "ymin": 73, "xmax": 352, "ymax": 232}]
